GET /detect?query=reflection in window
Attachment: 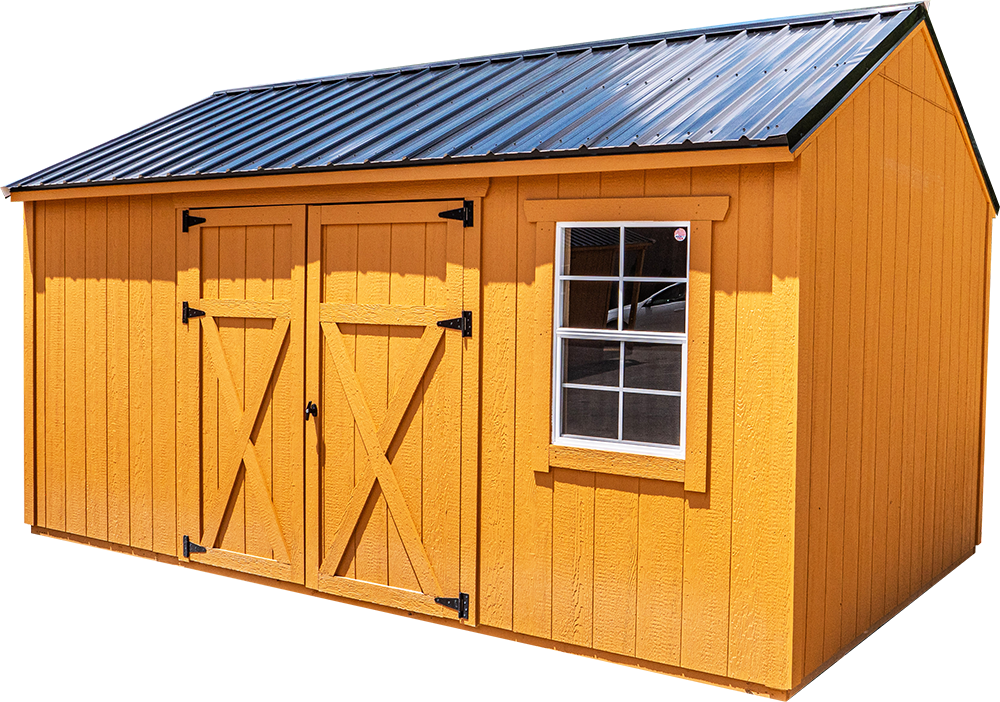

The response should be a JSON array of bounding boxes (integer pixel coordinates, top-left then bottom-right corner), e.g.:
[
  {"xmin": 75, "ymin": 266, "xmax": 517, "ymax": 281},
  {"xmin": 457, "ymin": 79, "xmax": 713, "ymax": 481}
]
[{"xmin": 554, "ymin": 223, "xmax": 689, "ymax": 456}]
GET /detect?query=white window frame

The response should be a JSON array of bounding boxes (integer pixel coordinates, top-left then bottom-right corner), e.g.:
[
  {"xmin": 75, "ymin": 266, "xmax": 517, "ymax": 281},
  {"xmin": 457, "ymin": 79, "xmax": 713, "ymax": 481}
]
[{"xmin": 551, "ymin": 221, "xmax": 690, "ymax": 460}]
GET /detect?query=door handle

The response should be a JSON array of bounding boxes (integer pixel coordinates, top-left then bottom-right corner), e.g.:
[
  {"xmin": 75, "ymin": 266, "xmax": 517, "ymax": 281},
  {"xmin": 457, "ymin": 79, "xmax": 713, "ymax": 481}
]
[{"xmin": 305, "ymin": 401, "xmax": 318, "ymax": 420}]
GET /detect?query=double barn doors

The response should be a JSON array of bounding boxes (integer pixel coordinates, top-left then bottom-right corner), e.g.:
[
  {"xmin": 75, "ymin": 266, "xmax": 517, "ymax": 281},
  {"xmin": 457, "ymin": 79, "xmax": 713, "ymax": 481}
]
[{"xmin": 178, "ymin": 202, "xmax": 479, "ymax": 622}]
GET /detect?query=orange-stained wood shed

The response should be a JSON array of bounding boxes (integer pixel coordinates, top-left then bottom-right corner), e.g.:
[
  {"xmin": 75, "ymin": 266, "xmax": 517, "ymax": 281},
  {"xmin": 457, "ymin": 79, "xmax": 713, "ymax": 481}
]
[{"xmin": 10, "ymin": 3, "xmax": 995, "ymax": 698}]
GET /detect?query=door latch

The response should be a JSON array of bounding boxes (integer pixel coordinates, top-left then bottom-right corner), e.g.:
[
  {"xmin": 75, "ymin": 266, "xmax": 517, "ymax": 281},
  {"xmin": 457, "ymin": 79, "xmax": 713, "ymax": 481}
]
[{"xmin": 305, "ymin": 401, "xmax": 318, "ymax": 420}]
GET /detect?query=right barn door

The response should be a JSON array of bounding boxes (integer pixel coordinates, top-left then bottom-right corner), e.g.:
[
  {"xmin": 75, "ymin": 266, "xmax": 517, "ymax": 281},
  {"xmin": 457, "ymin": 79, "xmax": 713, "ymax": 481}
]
[{"xmin": 306, "ymin": 201, "xmax": 479, "ymax": 622}]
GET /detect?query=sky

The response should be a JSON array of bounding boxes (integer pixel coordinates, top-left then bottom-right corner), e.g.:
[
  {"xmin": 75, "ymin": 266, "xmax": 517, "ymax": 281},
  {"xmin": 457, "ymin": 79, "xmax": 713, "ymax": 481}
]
[{"xmin": 0, "ymin": 0, "xmax": 278, "ymax": 100}]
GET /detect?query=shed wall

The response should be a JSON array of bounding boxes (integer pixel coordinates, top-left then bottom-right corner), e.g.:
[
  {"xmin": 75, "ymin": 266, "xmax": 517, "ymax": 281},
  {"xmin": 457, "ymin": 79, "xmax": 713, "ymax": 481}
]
[
  {"xmin": 479, "ymin": 166, "xmax": 799, "ymax": 689},
  {"xmin": 29, "ymin": 194, "xmax": 179, "ymax": 553},
  {"xmin": 792, "ymin": 30, "xmax": 992, "ymax": 686},
  {"xmin": 25, "ymin": 163, "xmax": 801, "ymax": 691}
]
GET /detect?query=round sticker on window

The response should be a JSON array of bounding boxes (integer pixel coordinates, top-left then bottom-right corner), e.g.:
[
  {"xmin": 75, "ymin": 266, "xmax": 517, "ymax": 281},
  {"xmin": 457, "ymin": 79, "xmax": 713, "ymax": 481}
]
[{"xmin": 674, "ymin": 227, "xmax": 687, "ymax": 242}]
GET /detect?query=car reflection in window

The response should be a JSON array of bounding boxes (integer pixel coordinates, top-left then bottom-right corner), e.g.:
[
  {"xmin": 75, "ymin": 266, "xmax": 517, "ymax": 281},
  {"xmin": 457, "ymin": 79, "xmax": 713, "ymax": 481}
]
[{"xmin": 607, "ymin": 283, "xmax": 686, "ymax": 333}]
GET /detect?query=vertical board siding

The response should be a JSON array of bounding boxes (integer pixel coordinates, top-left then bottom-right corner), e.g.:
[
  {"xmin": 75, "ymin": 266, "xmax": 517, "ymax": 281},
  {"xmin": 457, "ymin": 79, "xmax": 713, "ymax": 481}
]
[
  {"xmin": 65, "ymin": 199, "xmax": 87, "ymax": 537},
  {"xmin": 85, "ymin": 199, "xmax": 108, "ymax": 541},
  {"xmin": 129, "ymin": 195, "xmax": 153, "ymax": 550},
  {"xmin": 475, "ymin": 164, "xmax": 794, "ymax": 687},
  {"xmin": 796, "ymin": 32, "xmax": 992, "ymax": 684}
]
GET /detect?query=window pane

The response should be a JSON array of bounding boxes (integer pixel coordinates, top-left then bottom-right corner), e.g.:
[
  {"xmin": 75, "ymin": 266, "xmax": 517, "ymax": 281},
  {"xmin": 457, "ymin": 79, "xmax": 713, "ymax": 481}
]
[
  {"xmin": 562, "ymin": 280, "xmax": 619, "ymax": 329},
  {"xmin": 623, "ymin": 342, "xmax": 682, "ymax": 392},
  {"xmin": 562, "ymin": 387, "xmax": 619, "ymax": 439},
  {"xmin": 565, "ymin": 227, "xmax": 621, "ymax": 276},
  {"xmin": 622, "ymin": 281, "xmax": 686, "ymax": 333},
  {"xmin": 623, "ymin": 226, "xmax": 688, "ymax": 278},
  {"xmin": 564, "ymin": 339, "xmax": 619, "ymax": 386},
  {"xmin": 622, "ymin": 392, "xmax": 681, "ymax": 446}
]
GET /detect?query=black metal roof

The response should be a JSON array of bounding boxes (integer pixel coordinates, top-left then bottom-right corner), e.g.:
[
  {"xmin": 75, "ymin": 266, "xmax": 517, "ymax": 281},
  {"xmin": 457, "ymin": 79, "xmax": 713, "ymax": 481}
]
[{"xmin": 7, "ymin": 3, "xmax": 995, "ymax": 209}]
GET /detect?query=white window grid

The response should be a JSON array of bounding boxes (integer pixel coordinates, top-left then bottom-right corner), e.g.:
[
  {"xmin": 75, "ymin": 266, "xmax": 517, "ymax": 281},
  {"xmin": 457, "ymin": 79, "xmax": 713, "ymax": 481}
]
[{"xmin": 552, "ymin": 221, "xmax": 690, "ymax": 460}]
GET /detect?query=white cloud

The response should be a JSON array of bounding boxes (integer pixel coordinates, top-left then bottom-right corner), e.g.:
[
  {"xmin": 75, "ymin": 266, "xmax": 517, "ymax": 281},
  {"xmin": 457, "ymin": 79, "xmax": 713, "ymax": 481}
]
[{"xmin": 0, "ymin": 0, "xmax": 278, "ymax": 68}]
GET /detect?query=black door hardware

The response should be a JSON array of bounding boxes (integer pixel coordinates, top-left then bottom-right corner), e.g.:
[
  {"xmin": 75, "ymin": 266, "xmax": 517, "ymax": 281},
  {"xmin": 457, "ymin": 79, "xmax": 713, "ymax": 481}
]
[
  {"xmin": 182, "ymin": 301, "xmax": 205, "ymax": 324},
  {"xmin": 438, "ymin": 201, "xmax": 474, "ymax": 228},
  {"xmin": 437, "ymin": 311, "xmax": 472, "ymax": 338},
  {"xmin": 182, "ymin": 210, "xmax": 207, "ymax": 232},
  {"xmin": 434, "ymin": 593, "xmax": 470, "ymax": 619}
]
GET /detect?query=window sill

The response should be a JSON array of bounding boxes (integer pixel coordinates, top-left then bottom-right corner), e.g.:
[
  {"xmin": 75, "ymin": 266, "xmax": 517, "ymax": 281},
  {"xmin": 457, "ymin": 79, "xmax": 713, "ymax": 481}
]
[{"xmin": 546, "ymin": 444, "xmax": 685, "ymax": 483}]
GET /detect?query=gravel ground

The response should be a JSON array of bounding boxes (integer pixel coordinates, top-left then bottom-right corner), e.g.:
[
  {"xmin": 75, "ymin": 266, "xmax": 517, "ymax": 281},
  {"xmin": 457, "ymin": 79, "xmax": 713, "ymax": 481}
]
[{"xmin": 0, "ymin": 580, "xmax": 433, "ymax": 702}]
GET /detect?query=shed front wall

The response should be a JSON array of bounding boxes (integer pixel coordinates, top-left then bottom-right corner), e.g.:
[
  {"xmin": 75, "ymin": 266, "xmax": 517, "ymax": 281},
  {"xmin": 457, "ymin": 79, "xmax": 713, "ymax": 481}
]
[
  {"xmin": 792, "ymin": 28, "xmax": 993, "ymax": 687},
  {"xmin": 24, "ymin": 165, "xmax": 800, "ymax": 690},
  {"xmin": 479, "ymin": 165, "xmax": 799, "ymax": 689}
]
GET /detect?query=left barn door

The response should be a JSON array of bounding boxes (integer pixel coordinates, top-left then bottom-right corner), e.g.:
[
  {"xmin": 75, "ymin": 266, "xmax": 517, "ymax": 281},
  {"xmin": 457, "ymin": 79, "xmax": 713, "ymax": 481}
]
[{"xmin": 178, "ymin": 206, "xmax": 306, "ymax": 583}]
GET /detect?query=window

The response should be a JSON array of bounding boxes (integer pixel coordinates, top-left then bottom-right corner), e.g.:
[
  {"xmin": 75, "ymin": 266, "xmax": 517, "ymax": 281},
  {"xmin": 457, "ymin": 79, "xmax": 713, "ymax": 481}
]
[{"xmin": 552, "ymin": 222, "xmax": 690, "ymax": 459}]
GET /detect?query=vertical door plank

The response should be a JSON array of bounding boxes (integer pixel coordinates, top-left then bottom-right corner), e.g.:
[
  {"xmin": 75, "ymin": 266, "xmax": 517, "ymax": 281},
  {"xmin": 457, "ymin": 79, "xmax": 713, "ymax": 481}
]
[
  {"xmin": 387, "ymin": 221, "xmax": 425, "ymax": 592},
  {"xmin": 217, "ymin": 224, "xmax": 246, "ymax": 554},
  {"xmin": 424, "ymin": 219, "xmax": 464, "ymax": 597},
  {"xmin": 177, "ymin": 209, "xmax": 200, "ymax": 555},
  {"xmin": 551, "ymin": 172, "xmax": 599, "ymax": 648},
  {"xmin": 107, "ymin": 196, "xmax": 130, "ymax": 544},
  {"xmin": 24, "ymin": 201, "xmax": 36, "ymax": 525},
  {"xmin": 354, "ymin": 222, "xmax": 391, "ymax": 585},
  {"xmin": 682, "ymin": 164, "xmax": 738, "ymax": 677},
  {"xmin": 129, "ymin": 195, "xmax": 153, "ymax": 550},
  {"xmin": 34, "ymin": 202, "xmax": 46, "ymax": 528},
  {"xmin": 804, "ymin": 130, "xmax": 835, "ymax": 674},
  {"xmin": 200, "ymin": 227, "xmax": 221, "ymax": 548},
  {"xmin": 305, "ymin": 210, "xmax": 323, "ymax": 588},
  {"xmin": 512, "ymin": 174, "xmax": 557, "ymax": 639},
  {"xmin": 858, "ymin": 81, "xmax": 884, "ymax": 632},
  {"xmin": 460, "ymin": 200, "xmax": 482, "ymax": 625},
  {"xmin": 244, "ymin": 224, "xmax": 276, "ymax": 560},
  {"xmin": 873, "ymin": 71, "xmax": 898, "ymax": 622},
  {"xmin": 45, "ymin": 199, "xmax": 66, "ymax": 532},
  {"xmin": 324, "ymin": 224, "xmax": 359, "ymax": 579},
  {"xmin": 729, "ymin": 163, "xmax": 783, "ymax": 684},
  {"xmin": 976, "ymin": 211, "xmax": 993, "ymax": 546},
  {"xmin": 85, "ymin": 198, "xmax": 108, "ymax": 541},
  {"xmin": 792, "ymin": 145, "xmax": 817, "ymax": 686},
  {"xmin": 151, "ymin": 195, "xmax": 176, "ymax": 555},
  {"xmin": 285, "ymin": 208, "xmax": 307, "ymax": 583},
  {"xmin": 65, "ymin": 199, "xmax": 88, "ymax": 537},
  {"xmin": 959, "ymin": 161, "xmax": 980, "ymax": 554},
  {"xmin": 843, "ymin": 91, "xmax": 870, "ymax": 647},
  {"xmin": 479, "ymin": 177, "xmax": 518, "ymax": 630}
]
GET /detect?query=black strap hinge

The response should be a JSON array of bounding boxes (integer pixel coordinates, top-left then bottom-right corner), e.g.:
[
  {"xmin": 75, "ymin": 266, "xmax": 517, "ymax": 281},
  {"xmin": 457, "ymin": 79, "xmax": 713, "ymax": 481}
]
[
  {"xmin": 182, "ymin": 301, "xmax": 205, "ymax": 324},
  {"xmin": 183, "ymin": 535, "xmax": 207, "ymax": 558},
  {"xmin": 434, "ymin": 592, "xmax": 469, "ymax": 619},
  {"xmin": 437, "ymin": 310, "xmax": 472, "ymax": 338},
  {"xmin": 438, "ymin": 200, "xmax": 474, "ymax": 228},
  {"xmin": 182, "ymin": 210, "xmax": 207, "ymax": 232}
]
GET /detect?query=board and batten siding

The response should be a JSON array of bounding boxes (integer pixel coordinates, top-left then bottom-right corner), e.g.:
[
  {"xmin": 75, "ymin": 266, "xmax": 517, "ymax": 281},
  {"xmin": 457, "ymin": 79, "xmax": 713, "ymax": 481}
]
[
  {"xmin": 479, "ymin": 165, "xmax": 800, "ymax": 690},
  {"xmin": 28, "ymin": 194, "xmax": 179, "ymax": 555},
  {"xmin": 792, "ymin": 28, "xmax": 992, "ymax": 687}
]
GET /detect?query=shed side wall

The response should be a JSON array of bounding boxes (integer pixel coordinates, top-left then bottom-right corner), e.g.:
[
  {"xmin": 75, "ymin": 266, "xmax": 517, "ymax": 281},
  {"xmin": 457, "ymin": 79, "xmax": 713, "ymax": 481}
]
[
  {"xmin": 29, "ymin": 195, "xmax": 179, "ymax": 553},
  {"xmin": 793, "ymin": 32, "xmax": 991, "ymax": 685},
  {"xmin": 480, "ymin": 166, "xmax": 798, "ymax": 689}
]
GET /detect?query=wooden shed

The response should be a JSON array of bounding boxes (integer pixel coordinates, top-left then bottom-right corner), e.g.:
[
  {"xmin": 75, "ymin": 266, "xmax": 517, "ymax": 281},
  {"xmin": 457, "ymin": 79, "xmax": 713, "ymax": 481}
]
[{"xmin": 9, "ymin": 3, "xmax": 994, "ymax": 698}]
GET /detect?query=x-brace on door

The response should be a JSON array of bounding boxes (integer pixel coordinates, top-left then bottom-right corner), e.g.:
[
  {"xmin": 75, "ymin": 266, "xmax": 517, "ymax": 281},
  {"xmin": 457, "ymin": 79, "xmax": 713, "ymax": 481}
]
[{"xmin": 305, "ymin": 201, "xmax": 480, "ymax": 623}]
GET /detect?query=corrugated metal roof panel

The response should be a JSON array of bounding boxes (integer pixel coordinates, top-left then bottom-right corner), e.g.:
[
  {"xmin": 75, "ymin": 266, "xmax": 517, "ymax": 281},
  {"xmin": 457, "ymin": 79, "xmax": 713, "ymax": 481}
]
[{"xmin": 10, "ymin": 2, "xmax": 991, "ymax": 211}]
